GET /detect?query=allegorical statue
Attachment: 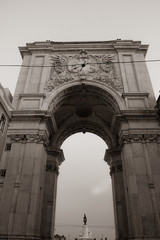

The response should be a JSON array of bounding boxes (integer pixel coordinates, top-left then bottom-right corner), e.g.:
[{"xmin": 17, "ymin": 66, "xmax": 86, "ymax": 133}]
[{"xmin": 83, "ymin": 214, "xmax": 87, "ymax": 225}]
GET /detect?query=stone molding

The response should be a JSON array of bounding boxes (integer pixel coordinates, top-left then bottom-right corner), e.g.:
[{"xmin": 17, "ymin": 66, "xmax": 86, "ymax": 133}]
[
  {"xmin": 10, "ymin": 134, "xmax": 48, "ymax": 146},
  {"xmin": 110, "ymin": 161, "xmax": 123, "ymax": 176},
  {"xmin": 19, "ymin": 40, "xmax": 148, "ymax": 58},
  {"xmin": 119, "ymin": 133, "xmax": 159, "ymax": 145},
  {"xmin": 46, "ymin": 146, "xmax": 65, "ymax": 165},
  {"xmin": 46, "ymin": 161, "xmax": 59, "ymax": 175},
  {"xmin": 104, "ymin": 147, "xmax": 122, "ymax": 176},
  {"xmin": 45, "ymin": 147, "xmax": 64, "ymax": 175}
]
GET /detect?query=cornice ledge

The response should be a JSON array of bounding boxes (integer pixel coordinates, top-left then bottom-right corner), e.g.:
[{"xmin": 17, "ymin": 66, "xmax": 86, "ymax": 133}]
[
  {"xmin": 11, "ymin": 110, "xmax": 47, "ymax": 118},
  {"xmin": 110, "ymin": 110, "xmax": 158, "ymax": 135},
  {"xmin": 120, "ymin": 109, "xmax": 157, "ymax": 118},
  {"xmin": 122, "ymin": 93, "xmax": 149, "ymax": 97},
  {"xmin": 19, "ymin": 40, "xmax": 149, "ymax": 57},
  {"xmin": 19, "ymin": 93, "xmax": 46, "ymax": 98}
]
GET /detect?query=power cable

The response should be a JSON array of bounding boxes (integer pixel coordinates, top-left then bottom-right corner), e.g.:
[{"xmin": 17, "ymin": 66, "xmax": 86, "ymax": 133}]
[{"xmin": 0, "ymin": 59, "xmax": 160, "ymax": 68}]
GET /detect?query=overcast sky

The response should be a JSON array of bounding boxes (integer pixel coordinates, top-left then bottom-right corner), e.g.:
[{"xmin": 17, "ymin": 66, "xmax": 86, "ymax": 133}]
[{"xmin": 0, "ymin": 1, "xmax": 160, "ymax": 240}]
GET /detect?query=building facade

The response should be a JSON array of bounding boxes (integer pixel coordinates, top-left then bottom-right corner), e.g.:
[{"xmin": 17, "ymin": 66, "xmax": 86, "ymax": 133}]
[{"xmin": 0, "ymin": 84, "xmax": 13, "ymax": 162}]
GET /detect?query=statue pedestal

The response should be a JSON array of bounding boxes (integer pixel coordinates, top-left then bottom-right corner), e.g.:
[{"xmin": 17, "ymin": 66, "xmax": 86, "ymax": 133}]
[{"xmin": 78, "ymin": 224, "xmax": 92, "ymax": 240}]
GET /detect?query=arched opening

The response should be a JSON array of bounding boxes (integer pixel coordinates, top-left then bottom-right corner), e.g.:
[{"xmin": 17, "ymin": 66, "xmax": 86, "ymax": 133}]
[
  {"xmin": 45, "ymin": 83, "xmax": 125, "ymax": 239},
  {"xmin": 55, "ymin": 133, "xmax": 115, "ymax": 240},
  {"xmin": 49, "ymin": 83, "xmax": 122, "ymax": 148}
]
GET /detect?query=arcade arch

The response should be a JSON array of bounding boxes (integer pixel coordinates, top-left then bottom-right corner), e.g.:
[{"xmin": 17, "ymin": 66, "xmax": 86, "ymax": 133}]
[
  {"xmin": 55, "ymin": 133, "xmax": 115, "ymax": 240},
  {"xmin": 40, "ymin": 84, "xmax": 127, "ymax": 239},
  {"xmin": 45, "ymin": 83, "xmax": 123, "ymax": 148}
]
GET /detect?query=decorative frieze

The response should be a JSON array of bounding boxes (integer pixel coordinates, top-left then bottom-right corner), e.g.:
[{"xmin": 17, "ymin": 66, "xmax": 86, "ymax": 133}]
[
  {"xmin": 120, "ymin": 133, "xmax": 159, "ymax": 145},
  {"xmin": 143, "ymin": 134, "xmax": 158, "ymax": 143},
  {"xmin": 44, "ymin": 51, "xmax": 123, "ymax": 93},
  {"xmin": 10, "ymin": 134, "xmax": 48, "ymax": 146}
]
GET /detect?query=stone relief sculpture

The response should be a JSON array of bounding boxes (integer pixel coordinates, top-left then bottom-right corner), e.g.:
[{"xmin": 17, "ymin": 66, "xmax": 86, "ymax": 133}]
[
  {"xmin": 44, "ymin": 50, "xmax": 123, "ymax": 92},
  {"xmin": 51, "ymin": 55, "xmax": 66, "ymax": 74}
]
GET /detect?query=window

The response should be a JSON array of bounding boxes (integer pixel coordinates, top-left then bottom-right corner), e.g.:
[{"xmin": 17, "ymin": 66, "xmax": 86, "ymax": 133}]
[
  {"xmin": 0, "ymin": 169, "xmax": 6, "ymax": 177},
  {"xmin": 5, "ymin": 143, "xmax": 11, "ymax": 151}
]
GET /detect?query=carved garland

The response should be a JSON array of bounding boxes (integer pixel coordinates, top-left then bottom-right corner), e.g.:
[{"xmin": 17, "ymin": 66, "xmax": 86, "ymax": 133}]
[
  {"xmin": 44, "ymin": 51, "xmax": 123, "ymax": 93},
  {"xmin": 119, "ymin": 134, "xmax": 159, "ymax": 145},
  {"xmin": 10, "ymin": 134, "xmax": 48, "ymax": 146}
]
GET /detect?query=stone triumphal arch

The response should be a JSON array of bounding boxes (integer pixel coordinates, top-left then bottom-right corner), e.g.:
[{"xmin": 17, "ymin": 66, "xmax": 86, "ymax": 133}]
[{"xmin": 0, "ymin": 40, "xmax": 160, "ymax": 240}]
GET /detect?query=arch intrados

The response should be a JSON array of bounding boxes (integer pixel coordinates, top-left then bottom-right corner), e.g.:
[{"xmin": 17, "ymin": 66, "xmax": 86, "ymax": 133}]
[
  {"xmin": 44, "ymin": 82, "xmax": 125, "ymax": 113},
  {"xmin": 52, "ymin": 120, "xmax": 116, "ymax": 148}
]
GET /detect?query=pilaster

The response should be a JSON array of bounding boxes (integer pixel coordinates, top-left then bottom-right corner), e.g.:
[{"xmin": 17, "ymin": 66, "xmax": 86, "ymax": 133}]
[
  {"xmin": 120, "ymin": 133, "xmax": 160, "ymax": 238},
  {"xmin": 0, "ymin": 133, "xmax": 48, "ymax": 240},
  {"xmin": 40, "ymin": 147, "xmax": 64, "ymax": 240},
  {"xmin": 104, "ymin": 147, "xmax": 129, "ymax": 239}
]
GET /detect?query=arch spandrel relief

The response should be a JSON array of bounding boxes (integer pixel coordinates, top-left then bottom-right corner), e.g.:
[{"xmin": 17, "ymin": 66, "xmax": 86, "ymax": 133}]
[{"xmin": 44, "ymin": 50, "xmax": 123, "ymax": 93}]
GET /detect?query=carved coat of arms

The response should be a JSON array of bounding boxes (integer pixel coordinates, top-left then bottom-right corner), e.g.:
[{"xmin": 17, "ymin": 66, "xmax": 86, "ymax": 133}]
[{"xmin": 44, "ymin": 50, "xmax": 123, "ymax": 92}]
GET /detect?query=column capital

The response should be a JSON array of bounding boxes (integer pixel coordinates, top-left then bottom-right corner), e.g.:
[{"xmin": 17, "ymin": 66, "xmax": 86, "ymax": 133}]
[
  {"xmin": 104, "ymin": 147, "xmax": 121, "ymax": 164},
  {"xmin": 46, "ymin": 146, "xmax": 65, "ymax": 165},
  {"xmin": 104, "ymin": 147, "xmax": 122, "ymax": 176},
  {"xmin": 46, "ymin": 160, "xmax": 59, "ymax": 175}
]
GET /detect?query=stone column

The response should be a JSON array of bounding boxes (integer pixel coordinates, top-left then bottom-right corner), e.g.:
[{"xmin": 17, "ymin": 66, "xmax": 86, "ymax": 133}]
[
  {"xmin": 40, "ymin": 147, "xmax": 64, "ymax": 240},
  {"xmin": 104, "ymin": 147, "xmax": 129, "ymax": 239}
]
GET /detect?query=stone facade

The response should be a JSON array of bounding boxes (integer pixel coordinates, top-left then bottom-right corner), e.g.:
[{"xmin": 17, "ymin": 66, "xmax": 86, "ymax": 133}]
[
  {"xmin": 0, "ymin": 83, "xmax": 13, "ymax": 161},
  {"xmin": 0, "ymin": 40, "xmax": 160, "ymax": 240}
]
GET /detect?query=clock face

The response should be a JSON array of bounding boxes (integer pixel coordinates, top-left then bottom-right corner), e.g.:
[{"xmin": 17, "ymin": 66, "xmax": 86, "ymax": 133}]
[
  {"xmin": 68, "ymin": 58, "xmax": 84, "ymax": 73},
  {"xmin": 67, "ymin": 56, "xmax": 98, "ymax": 74}
]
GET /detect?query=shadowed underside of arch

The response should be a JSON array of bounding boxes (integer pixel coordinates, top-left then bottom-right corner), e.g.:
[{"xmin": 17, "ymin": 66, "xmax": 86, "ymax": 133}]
[
  {"xmin": 53, "ymin": 121, "xmax": 114, "ymax": 148},
  {"xmin": 45, "ymin": 83, "xmax": 123, "ymax": 148},
  {"xmin": 45, "ymin": 82, "xmax": 124, "ymax": 113}
]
